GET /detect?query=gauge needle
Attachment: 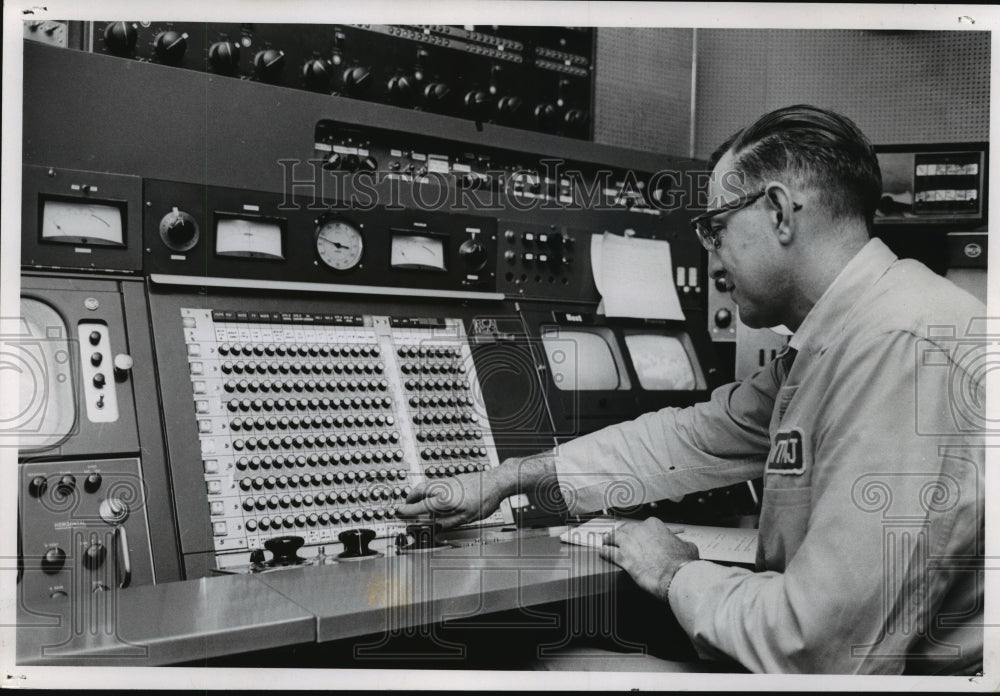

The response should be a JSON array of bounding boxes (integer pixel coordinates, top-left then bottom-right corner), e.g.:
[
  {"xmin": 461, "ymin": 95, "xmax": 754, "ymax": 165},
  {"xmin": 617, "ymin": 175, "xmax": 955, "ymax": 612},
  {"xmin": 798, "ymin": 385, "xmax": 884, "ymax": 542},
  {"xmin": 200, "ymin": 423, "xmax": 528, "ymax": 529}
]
[{"xmin": 320, "ymin": 239, "xmax": 350, "ymax": 250}]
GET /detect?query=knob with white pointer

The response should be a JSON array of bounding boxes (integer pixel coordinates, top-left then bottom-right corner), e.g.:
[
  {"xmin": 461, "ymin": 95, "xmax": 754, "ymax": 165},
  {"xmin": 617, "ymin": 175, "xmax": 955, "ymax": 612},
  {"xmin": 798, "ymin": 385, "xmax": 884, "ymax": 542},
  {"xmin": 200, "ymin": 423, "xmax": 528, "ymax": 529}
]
[
  {"xmin": 103, "ymin": 22, "xmax": 137, "ymax": 57},
  {"xmin": 153, "ymin": 30, "xmax": 188, "ymax": 66},
  {"xmin": 302, "ymin": 58, "xmax": 332, "ymax": 92},
  {"xmin": 159, "ymin": 208, "xmax": 199, "ymax": 251},
  {"xmin": 208, "ymin": 41, "xmax": 240, "ymax": 75},
  {"xmin": 253, "ymin": 48, "xmax": 285, "ymax": 84},
  {"xmin": 458, "ymin": 239, "xmax": 487, "ymax": 272}
]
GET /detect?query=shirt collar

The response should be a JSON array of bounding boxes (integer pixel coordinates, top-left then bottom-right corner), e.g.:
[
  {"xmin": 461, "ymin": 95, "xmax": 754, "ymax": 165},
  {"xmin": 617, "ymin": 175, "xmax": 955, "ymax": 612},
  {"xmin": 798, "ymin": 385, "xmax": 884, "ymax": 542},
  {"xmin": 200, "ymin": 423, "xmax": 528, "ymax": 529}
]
[{"xmin": 788, "ymin": 237, "xmax": 897, "ymax": 355}]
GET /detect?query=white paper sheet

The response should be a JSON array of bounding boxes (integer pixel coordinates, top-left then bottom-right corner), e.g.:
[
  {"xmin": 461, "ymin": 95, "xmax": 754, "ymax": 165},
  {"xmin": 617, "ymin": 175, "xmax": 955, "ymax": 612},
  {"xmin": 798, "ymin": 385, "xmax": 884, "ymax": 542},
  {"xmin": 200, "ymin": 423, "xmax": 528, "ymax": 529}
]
[
  {"xmin": 558, "ymin": 517, "xmax": 758, "ymax": 565},
  {"xmin": 590, "ymin": 233, "xmax": 685, "ymax": 321}
]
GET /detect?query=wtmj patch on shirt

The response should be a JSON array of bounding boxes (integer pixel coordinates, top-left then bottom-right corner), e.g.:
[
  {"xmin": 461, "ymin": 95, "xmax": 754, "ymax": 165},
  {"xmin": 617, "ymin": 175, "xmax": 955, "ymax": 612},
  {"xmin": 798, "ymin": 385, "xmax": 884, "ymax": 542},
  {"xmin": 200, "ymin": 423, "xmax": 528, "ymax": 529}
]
[{"xmin": 766, "ymin": 428, "xmax": 809, "ymax": 475}]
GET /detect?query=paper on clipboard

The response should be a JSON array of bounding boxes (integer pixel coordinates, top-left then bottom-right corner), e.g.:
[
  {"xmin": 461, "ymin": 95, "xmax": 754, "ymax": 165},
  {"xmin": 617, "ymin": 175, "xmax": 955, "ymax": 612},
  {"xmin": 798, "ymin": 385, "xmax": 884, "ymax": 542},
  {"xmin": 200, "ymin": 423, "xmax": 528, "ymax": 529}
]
[
  {"xmin": 590, "ymin": 233, "xmax": 684, "ymax": 321},
  {"xmin": 559, "ymin": 517, "xmax": 758, "ymax": 565}
]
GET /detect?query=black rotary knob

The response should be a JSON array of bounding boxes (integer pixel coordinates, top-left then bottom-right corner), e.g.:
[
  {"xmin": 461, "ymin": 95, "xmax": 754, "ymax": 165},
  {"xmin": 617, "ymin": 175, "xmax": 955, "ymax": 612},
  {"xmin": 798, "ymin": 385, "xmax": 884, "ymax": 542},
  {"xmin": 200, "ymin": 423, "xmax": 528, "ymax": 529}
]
[
  {"xmin": 338, "ymin": 528, "xmax": 378, "ymax": 559},
  {"xmin": 159, "ymin": 209, "xmax": 199, "ymax": 251},
  {"xmin": 341, "ymin": 66, "xmax": 372, "ymax": 95},
  {"xmin": 534, "ymin": 102, "xmax": 558, "ymax": 133},
  {"xmin": 387, "ymin": 74, "xmax": 414, "ymax": 105},
  {"xmin": 398, "ymin": 523, "xmax": 446, "ymax": 552},
  {"xmin": 714, "ymin": 276, "xmax": 730, "ymax": 292},
  {"xmin": 463, "ymin": 89, "xmax": 492, "ymax": 121},
  {"xmin": 42, "ymin": 547, "xmax": 66, "ymax": 574},
  {"xmin": 56, "ymin": 474, "xmax": 76, "ymax": 496},
  {"xmin": 153, "ymin": 30, "xmax": 188, "ymax": 66},
  {"xmin": 83, "ymin": 542, "xmax": 107, "ymax": 570},
  {"xmin": 496, "ymin": 95, "xmax": 524, "ymax": 122},
  {"xmin": 28, "ymin": 476, "xmax": 48, "ymax": 498},
  {"xmin": 423, "ymin": 82, "xmax": 452, "ymax": 110},
  {"xmin": 458, "ymin": 239, "xmax": 488, "ymax": 272},
  {"xmin": 714, "ymin": 308, "xmax": 733, "ymax": 329},
  {"xmin": 264, "ymin": 535, "xmax": 305, "ymax": 566},
  {"xmin": 563, "ymin": 108, "xmax": 589, "ymax": 134},
  {"xmin": 208, "ymin": 41, "xmax": 241, "ymax": 75},
  {"xmin": 253, "ymin": 48, "xmax": 286, "ymax": 84},
  {"xmin": 84, "ymin": 473, "xmax": 102, "ymax": 493},
  {"xmin": 302, "ymin": 58, "xmax": 332, "ymax": 92},
  {"xmin": 103, "ymin": 21, "xmax": 138, "ymax": 57}
]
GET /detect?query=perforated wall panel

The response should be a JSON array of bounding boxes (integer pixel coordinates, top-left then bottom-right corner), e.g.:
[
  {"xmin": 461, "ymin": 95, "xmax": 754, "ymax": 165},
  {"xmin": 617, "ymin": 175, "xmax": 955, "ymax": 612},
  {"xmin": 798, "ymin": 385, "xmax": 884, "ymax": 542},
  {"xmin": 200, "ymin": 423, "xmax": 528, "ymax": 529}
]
[
  {"xmin": 694, "ymin": 29, "xmax": 990, "ymax": 159},
  {"xmin": 593, "ymin": 28, "xmax": 694, "ymax": 155}
]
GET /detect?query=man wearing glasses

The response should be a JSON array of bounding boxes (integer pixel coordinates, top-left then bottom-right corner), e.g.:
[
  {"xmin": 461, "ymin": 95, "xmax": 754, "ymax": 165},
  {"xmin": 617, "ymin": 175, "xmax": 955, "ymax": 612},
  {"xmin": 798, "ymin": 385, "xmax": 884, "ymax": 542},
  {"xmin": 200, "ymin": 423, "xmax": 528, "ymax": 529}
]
[{"xmin": 397, "ymin": 105, "xmax": 985, "ymax": 674}]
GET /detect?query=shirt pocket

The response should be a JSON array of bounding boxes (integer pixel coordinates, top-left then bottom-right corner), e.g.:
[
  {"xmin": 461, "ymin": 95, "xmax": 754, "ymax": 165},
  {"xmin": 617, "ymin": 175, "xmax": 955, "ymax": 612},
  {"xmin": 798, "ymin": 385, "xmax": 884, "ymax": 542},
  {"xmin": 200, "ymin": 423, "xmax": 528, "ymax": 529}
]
[{"xmin": 757, "ymin": 484, "xmax": 812, "ymax": 570}]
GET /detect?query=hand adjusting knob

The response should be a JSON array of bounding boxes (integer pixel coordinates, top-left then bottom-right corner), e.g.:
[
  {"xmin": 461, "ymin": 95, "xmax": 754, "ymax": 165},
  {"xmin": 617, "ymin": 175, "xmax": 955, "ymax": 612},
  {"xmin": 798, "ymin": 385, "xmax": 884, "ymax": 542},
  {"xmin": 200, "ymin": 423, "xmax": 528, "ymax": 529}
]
[
  {"xmin": 264, "ymin": 535, "xmax": 306, "ymax": 566},
  {"xmin": 338, "ymin": 528, "xmax": 380, "ymax": 559}
]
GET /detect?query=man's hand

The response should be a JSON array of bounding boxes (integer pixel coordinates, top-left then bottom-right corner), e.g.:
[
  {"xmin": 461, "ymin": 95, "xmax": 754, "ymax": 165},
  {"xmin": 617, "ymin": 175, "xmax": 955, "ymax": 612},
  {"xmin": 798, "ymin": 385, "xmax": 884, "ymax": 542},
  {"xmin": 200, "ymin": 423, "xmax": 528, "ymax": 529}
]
[
  {"xmin": 599, "ymin": 518, "xmax": 700, "ymax": 603},
  {"xmin": 395, "ymin": 470, "xmax": 506, "ymax": 529}
]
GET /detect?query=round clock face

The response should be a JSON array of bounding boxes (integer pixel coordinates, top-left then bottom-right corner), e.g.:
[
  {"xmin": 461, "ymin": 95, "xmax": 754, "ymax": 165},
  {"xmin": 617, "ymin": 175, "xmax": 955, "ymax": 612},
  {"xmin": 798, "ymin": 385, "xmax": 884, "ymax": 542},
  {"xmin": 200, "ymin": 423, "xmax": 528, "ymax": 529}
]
[{"xmin": 315, "ymin": 219, "xmax": 363, "ymax": 271}]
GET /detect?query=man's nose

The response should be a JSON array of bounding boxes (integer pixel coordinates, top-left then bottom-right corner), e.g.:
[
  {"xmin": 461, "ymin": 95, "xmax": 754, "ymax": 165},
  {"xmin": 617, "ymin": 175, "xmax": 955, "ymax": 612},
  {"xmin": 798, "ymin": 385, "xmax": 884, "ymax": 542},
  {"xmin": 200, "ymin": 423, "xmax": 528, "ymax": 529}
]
[{"xmin": 709, "ymin": 254, "xmax": 727, "ymax": 284}]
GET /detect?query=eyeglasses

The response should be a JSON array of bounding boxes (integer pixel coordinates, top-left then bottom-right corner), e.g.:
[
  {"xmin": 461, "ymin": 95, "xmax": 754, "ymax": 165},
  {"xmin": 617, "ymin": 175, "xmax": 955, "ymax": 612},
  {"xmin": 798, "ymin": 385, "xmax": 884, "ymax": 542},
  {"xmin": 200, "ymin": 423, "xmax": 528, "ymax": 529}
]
[{"xmin": 690, "ymin": 189, "xmax": 767, "ymax": 251}]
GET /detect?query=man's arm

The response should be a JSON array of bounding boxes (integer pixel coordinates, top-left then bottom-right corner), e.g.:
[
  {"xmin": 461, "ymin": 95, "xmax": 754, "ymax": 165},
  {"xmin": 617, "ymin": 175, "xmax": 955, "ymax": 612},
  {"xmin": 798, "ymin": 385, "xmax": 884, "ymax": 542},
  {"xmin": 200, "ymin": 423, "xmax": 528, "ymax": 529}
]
[{"xmin": 666, "ymin": 331, "xmax": 984, "ymax": 673}]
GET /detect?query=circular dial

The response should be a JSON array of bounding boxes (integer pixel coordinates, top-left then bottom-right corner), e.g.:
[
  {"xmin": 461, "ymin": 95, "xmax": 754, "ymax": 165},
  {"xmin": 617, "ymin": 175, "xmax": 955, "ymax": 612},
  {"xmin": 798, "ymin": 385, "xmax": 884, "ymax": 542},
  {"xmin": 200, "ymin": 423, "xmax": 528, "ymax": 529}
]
[
  {"xmin": 159, "ymin": 209, "xmax": 199, "ymax": 251},
  {"xmin": 315, "ymin": 219, "xmax": 364, "ymax": 271}
]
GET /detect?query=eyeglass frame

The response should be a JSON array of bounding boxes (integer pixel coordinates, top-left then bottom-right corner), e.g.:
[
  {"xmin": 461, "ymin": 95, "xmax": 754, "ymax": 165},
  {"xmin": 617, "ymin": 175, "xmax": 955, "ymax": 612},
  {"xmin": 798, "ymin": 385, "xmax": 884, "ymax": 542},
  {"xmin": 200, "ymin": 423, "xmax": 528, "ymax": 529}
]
[{"xmin": 690, "ymin": 187, "xmax": 802, "ymax": 251}]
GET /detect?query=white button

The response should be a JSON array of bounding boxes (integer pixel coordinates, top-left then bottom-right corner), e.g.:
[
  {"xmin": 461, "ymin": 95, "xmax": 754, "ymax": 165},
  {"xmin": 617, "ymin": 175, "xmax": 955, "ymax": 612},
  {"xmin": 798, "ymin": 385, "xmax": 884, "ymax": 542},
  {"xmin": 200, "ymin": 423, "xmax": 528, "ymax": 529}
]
[
  {"xmin": 675, "ymin": 267, "xmax": 686, "ymax": 287},
  {"xmin": 195, "ymin": 400, "xmax": 209, "ymax": 413},
  {"xmin": 210, "ymin": 501, "xmax": 225, "ymax": 515},
  {"xmin": 207, "ymin": 480, "xmax": 222, "ymax": 494},
  {"xmin": 190, "ymin": 362, "xmax": 204, "ymax": 374},
  {"xmin": 688, "ymin": 266, "xmax": 698, "ymax": 286},
  {"xmin": 187, "ymin": 344, "xmax": 201, "ymax": 356},
  {"xmin": 183, "ymin": 317, "xmax": 196, "ymax": 328},
  {"xmin": 198, "ymin": 420, "xmax": 212, "ymax": 433},
  {"xmin": 192, "ymin": 381, "xmax": 207, "ymax": 394},
  {"xmin": 203, "ymin": 459, "xmax": 219, "ymax": 474},
  {"xmin": 213, "ymin": 522, "xmax": 227, "ymax": 536}
]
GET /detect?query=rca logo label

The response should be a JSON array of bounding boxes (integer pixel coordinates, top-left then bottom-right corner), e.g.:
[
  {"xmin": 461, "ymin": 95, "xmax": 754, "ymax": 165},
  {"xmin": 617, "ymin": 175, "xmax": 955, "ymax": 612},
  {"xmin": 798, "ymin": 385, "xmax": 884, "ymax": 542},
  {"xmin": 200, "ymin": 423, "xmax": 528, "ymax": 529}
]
[{"xmin": 766, "ymin": 428, "xmax": 807, "ymax": 475}]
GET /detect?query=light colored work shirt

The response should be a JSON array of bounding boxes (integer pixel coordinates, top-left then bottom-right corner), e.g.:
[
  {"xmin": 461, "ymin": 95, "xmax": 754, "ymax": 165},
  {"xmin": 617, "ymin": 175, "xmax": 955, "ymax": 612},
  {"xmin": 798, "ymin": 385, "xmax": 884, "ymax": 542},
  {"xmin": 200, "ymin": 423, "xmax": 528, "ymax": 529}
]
[{"xmin": 554, "ymin": 238, "xmax": 985, "ymax": 674}]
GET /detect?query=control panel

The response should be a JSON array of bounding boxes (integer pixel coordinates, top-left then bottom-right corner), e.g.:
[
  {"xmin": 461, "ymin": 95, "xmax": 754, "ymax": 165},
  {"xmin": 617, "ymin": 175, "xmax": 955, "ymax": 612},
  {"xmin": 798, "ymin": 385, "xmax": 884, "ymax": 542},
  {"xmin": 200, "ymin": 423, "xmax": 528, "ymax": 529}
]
[
  {"xmin": 90, "ymin": 22, "xmax": 594, "ymax": 139},
  {"xmin": 19, "ymin": 458, "xmax": 154, "ymax": 606},
  {"xmin": 179, "ymin": 309, "xmax": 513, "ymax": 571}
]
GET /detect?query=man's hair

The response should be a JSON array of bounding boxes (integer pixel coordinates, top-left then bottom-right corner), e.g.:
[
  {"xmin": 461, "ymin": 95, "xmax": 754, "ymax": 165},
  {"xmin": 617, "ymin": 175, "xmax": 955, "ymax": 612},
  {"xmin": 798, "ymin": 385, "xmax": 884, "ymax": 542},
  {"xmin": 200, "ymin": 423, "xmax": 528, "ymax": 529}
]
[{"xmin": 709, "ymin": 104, "xmax": 882, "ymax": 229}]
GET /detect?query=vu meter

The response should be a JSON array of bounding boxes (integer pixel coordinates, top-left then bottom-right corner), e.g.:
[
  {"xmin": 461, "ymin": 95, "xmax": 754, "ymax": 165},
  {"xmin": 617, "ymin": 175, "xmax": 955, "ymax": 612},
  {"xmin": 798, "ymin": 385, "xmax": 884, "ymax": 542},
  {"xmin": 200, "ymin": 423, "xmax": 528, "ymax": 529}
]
[{"xmin": 315, "ymin": 218, "xmax": 364, "ymax": 270}]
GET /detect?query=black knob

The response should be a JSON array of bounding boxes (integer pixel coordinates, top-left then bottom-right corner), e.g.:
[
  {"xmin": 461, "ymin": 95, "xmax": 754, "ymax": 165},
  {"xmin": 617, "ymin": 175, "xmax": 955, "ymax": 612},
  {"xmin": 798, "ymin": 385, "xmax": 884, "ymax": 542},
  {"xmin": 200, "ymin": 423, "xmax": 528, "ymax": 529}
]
[
  {"xmin": 714, "ymin": 308, "xmax": 733, "ymax": 329},
  {"xmin": 496, "ymin": 94, "xmax": 523, "ymax": 119},
  {"xmin": 90, "ymin": 352, "xmax": 103, "ymax": 367},
  {"xmin": 93, "ymin": 373, "xmax": 106, "ymax": 389},
  {"xmin": 264, "ymin": 535, "xmax": 305, "ymax": 566},
  {"xmin": 28, "ymin": 476, "xmax": 47, "ymax": 498},
  {"xmin": 84, "ymin": 473, "xmax": 102, "ymax": 493},
  {"xmin": 42, "ymin": 547, "xmax": 66, "ymax": 574},
  {"xmin": 358, "ymin": 156, "xmax": 378, "ymax": 173},
  {"xmin": 342, "ymin": 66, "xmax": 372, "ymax": 95},
  {"xmin": 56, "ymin": 474, "xmax": 76, "ymax": 495},
  {"xmin": 458, "ymin": 239, "xmax": 488, "ymax": 272},
  {"xmin": 387, "ymin": 74, "xmax": 414, "ymax": 104},
  {"xmin": 534, "ymin": 102, "xmax": 558, "ymax": 132},
  {"xmin": 249, "ymin": 548, "xmax": 266, "ymax": 566},
  {"xmin": 103, "ymin": 21, "xmax": 137, "ymax": 57},
  {"xmin": 563, "ymin": 108, "xmax": 589, "ymax": 133},
  {"xmin": 401, "ymin": 523, "xmax": 445, "ymax": 551},
  {"xmin": 159, "ymin": 209, "xmax": 199, "ymax": 251},
  {"xmin": 89, "ymin": 331, "xmax": 101, "ymax": 346},
  {"xmin": 322, "ymin": 153, "xmax": 343, "ymax": 171},
  {"xmin": 83, "ymin": 542, "xmax": 106, "ymax": 570},
  {"xmin": 302, "ymin": 58, "xmax": 332, "ymax": 92},
  {"xmin": 714, "ymin": 276, "xmax": 730, "ymax": 292},
  {"xmin": 338, "ymin": 528, "xmax": 378, "ymax": 559},
  {"xmin": 463, "ymin": 90, "xmax": 492, "ymax": 120},
  {"xmin": 253, "ymin": 48, "xmax": 285, "ymax": 84},
  {"xmin": 153, "ymin": 30, "xmax": 187, "ymax": 66},
  {"xmin": 423, "ymin": 82, "xmax": 452, "ymax": 110},
  {"xmin": 208, "ymin": 40, "xmax": 241, "ymax": 75}
]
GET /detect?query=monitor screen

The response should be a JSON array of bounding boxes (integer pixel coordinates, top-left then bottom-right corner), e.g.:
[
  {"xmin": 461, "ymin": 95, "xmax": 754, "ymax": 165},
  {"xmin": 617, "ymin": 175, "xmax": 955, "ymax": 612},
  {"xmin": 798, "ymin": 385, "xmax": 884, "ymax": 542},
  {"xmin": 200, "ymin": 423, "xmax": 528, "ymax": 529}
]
[
  {"xmin": 624, "ymin": 333, "xmax": 699, "ymax": 390},
  {"xmin": 541, "ymin": 327, "xmax": 623, "ymax": 391}
]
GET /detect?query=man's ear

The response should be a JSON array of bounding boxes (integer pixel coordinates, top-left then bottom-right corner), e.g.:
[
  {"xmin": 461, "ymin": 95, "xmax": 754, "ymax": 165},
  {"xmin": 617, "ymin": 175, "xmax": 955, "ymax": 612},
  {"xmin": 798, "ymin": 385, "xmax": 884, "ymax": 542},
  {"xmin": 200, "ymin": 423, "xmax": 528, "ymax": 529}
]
[{"xmin": 764, "ymin": 182, "xmax": 796, "ymax": 245}]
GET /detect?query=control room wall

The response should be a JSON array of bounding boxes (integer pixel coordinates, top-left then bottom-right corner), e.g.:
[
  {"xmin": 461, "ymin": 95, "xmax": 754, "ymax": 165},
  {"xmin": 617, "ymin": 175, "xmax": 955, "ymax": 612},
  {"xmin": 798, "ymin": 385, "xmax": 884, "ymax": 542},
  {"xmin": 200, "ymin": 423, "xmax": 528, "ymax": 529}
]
[{"xmin": 591, "ymin": 28, "xmax": 989, "ymax": 158}]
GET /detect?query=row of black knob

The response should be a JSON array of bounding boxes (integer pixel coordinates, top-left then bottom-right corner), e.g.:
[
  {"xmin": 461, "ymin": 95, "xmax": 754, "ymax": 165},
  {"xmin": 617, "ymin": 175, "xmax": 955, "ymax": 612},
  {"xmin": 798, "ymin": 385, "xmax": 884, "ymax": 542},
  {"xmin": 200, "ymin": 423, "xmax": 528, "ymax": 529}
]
[
  {"xmin": 219, "ymin": 343, "xmax": 379, "ymax": 358},
  {"xmin": 399, "ymin": 362, "xmax": 466, "ymax": 375},
  {"xmin": 403, "ymin": 378, "xmax": 470, "ymax": 392},
  {"xmin": 420, "ymin": 447, "xmax": 488, "ymax": 460},
  {"xmin": 408, "ymin": 396, "xmax": 476, "ymax": 408},
  {"xmin": 230, "ymin": 413, "xmax": 395, "ymax": 431},
  {"xmin": 224, "ymin": 379, "xmax": 388, "ymax": 393},
  {"xmin": 236, "ymin": 455, "xmax": 404, "ymax": 471},
  {"xmin": 41, "ymin": 542, "xmax": 106, "ymax": 574},
  {"xmin": 415, "ymin": 428, "xmax": 483, "ymax": 442},
  {"xmin": 27, "ymin": 473, "xmax": 103, "ymax": 498},
  {"xmin": 239, "ymin": 470, "xmax": 407, "ymax": 492},
  {"xmin": 222, "ymin": 361, "xmax": 384, "ymax": 375},
  {"xmin": 245, "ymin": 508, "xmax": 396, "ymax": 532},
  {"xmin": 396, "ymin": 346, "xmax": 461, "ymax": 359},
  {"xmin": 232, "ymin": 431, "xmax": 400, "ymax": 452},
  {"xmin": 241, "ymin": 486, "xmax": 410, "ymax": 510},
  {"xmin": 412, "ymin": 411, "xmax": 480, "ymax": 425},
  {"xmin": 227, "ymin": 396, "xmax": 391, "ymax": 413}
]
